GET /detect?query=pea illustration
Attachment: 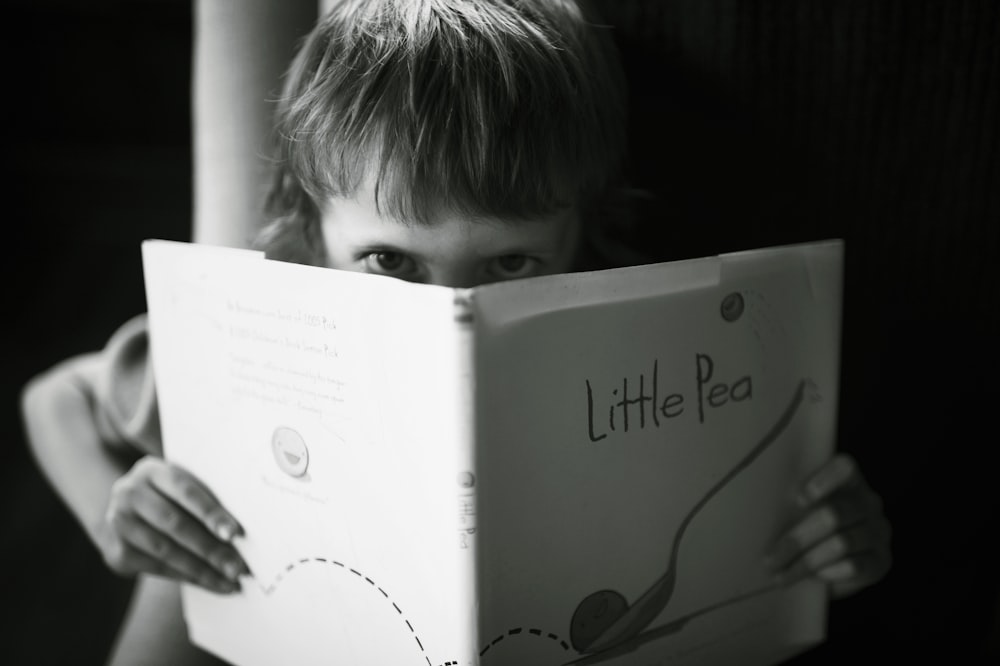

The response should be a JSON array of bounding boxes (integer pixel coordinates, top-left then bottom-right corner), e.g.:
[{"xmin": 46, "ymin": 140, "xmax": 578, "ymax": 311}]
[{"xmin": 570, "ymin": 590, "xmax": 629, "ymax": 652}]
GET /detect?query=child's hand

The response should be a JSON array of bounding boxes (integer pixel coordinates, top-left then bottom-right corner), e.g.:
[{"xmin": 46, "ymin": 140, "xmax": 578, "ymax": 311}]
[
  {"xmin": 98, "ymin": 456, "xmax": 251, "ymax": 594},
  {"xmin": 766, "ymin": 454, "xmax": 891, "ymax": 599}
]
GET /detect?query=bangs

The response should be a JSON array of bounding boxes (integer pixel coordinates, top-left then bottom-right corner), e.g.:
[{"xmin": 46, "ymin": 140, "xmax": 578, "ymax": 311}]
[{"xmin": 274, "ymin": 0, "xmax": 626, "ymax": 224}]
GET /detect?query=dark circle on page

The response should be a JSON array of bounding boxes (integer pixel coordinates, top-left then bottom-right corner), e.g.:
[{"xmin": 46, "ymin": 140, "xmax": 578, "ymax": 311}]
[
  {"xmin": 570, "ymin": 589, "xmax": 629, "ymax": 652},
  {"xmin": 720, "ymin": 292, "xmax": 745, "ymax": 322},
  {"xmin": 458, "ymin": 472, "xmax": 476, "ymax": 488}
]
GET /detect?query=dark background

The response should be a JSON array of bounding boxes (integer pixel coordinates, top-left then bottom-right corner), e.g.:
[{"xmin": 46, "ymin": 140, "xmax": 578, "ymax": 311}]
[{"xmin": 4, "ymin": 0, "xmax": 998, "ymax": 663}]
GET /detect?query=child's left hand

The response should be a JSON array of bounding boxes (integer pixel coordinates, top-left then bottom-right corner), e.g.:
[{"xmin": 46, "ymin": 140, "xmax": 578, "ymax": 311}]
[{"xmin": 766, "ymin": 454, "xmax": 891, "ymax": 599}]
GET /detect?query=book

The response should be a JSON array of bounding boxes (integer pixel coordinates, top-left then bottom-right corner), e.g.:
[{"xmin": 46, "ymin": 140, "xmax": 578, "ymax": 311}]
[{"xmin": 142, "ymin": 238, "xmax": 843, "ymax": 666}]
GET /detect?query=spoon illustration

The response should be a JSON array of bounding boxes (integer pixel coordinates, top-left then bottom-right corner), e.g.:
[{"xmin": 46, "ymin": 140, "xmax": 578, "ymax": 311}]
[
  {"xmin": 563, "ymin": 570, "xmax": 814, "ymax": 666},
  {"xmin": 569, "ymin": 379, "xmax": 812, "ymax": 654}
]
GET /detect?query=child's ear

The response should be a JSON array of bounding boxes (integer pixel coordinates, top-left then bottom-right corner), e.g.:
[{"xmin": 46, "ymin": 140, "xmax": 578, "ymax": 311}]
[
  {"xmin": 254, "ymin": 213, "xmax": 327, "ymax": 268},
  {"xmin": 256, "ymin": 174, "xmax": 329, "ymax": 267}
]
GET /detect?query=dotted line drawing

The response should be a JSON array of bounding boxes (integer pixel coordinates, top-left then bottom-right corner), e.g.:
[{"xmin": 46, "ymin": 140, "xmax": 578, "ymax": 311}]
[
  {"xmin": 257, "ymin": 557, "xmax": 458, "ymax": 666},
  {"xmin": 479, "ymin": 627, "xmax": 571, "ymax": 658}
]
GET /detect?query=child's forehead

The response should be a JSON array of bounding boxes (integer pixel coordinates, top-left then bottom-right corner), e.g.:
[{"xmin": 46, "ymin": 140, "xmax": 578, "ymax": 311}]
[{"xmin": 325, "ymin": 175, "xmax": 578, "ymax": 229}]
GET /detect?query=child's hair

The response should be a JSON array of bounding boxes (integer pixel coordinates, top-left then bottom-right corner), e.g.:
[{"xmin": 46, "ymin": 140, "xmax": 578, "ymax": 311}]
[{"xmin": 257, "ymin": 0, "xmax": 628, "ymax": 266}]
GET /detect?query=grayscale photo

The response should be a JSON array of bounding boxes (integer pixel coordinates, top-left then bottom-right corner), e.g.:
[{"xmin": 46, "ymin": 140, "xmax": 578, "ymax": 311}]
[{"xmin": 6, "ymin": 1, "xmax": 998, "ymax": 664}]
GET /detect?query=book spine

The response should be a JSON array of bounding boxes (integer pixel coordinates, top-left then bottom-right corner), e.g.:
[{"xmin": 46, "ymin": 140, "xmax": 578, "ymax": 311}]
[{"xmin": 450, "ymin": 290, "xmax": 479, "ymax": 663}]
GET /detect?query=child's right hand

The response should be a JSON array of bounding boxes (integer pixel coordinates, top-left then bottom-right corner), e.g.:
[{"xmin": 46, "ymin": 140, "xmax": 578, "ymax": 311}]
[{"xmin": 97, "ymin": 456, "xmax": 251, "ymax": 594}]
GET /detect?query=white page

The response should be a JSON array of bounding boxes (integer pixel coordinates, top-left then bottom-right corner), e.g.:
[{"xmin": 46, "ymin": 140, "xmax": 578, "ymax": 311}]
[
  {"xmin": 471, "ymin": 241, "xmax": 841, "ymax": 665},
  {"xmin": 143, "ymin": 241, "xmax": 477, "ymax": 665}
]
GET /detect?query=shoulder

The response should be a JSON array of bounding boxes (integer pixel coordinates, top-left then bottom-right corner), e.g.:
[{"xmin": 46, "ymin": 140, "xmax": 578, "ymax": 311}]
[{"xmin": 21, "ymin": 315, "xmax": 162, "ymax": 458}]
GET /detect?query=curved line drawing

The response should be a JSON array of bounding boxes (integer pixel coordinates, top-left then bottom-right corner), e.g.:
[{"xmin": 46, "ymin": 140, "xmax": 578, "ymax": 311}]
[
  {"xmin": 256, "ymin": 557, "xmax": 457, "ymax": 666},
  {"xmin": 563, "ymin": 575, "xmax": 813, "ymax": 666},
  {"xmin": 479, "ymin": 627, "xmax": 571, "ymax": 659},
  {"xmin": 570, "ymin": 380, "xmax": 809, "ymax": 655}
]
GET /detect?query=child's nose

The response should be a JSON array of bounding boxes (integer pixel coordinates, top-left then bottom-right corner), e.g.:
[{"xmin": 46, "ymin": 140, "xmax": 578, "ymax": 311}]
[{"xmin": 425, "ymin": 266, "xmax": 482, "ymax": 289}]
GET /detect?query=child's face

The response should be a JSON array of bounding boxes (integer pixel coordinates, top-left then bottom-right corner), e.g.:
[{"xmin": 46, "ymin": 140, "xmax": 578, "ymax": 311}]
[{"xmin": 320, "ymin": 183, "xmax": 581, "ymax": 288}]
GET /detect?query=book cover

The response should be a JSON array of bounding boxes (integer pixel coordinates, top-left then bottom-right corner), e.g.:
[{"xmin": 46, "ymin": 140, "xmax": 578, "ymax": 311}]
[{"xmin": 142, "ymin": 238, "xmax": 843, "ymax": 666}]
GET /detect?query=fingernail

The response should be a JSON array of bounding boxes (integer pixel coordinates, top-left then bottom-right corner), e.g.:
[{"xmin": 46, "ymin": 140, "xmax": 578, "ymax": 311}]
[
  {"xmin": 216, "ymin": 521, "xmax": 235, "ymax": 541},
  {"xmin": 223, "ymin": 560, "xmax": 241, "ymax": 581}
]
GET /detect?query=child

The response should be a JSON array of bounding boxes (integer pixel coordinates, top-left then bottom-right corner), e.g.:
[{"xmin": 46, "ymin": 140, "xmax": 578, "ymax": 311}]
[{"xmin": 22, "ymin": 0, "xmax": 890, "ymax": 662}]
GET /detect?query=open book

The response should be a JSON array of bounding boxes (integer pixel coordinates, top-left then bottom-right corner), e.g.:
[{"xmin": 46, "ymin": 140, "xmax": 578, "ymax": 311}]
[{"xmin": 143, "ymin": 239, "xmax": 843, "ymax": 666}]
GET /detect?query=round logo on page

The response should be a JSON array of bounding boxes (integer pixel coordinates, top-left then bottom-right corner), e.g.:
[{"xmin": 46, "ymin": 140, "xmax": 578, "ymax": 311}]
[
  {"xmin": 720, "ymin": 291, "xmax": 745, "ymax": 322},
  {"xmin": 272, "ymin": 426, "xmax": 309, "ymax": 478}
]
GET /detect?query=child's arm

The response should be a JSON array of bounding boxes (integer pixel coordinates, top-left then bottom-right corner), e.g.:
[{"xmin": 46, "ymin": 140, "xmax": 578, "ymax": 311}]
[
  {"xmin": 21, "ymin": 338, "xmax": 250, "ymax": 594},
  {"xmin": 192, "ymin": 0, "xmax": 316, "ymax": 248},
  {"xmin": 766, "ymin": 454, "xmax": 892, "ymax": 598}
]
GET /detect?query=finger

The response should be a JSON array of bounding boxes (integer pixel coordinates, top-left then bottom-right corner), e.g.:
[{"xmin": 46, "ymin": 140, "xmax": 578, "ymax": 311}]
[
  {"xmin": 826, "ymin": 549, "xmax": 892, "ymax": 599},
  {"xmin": 129, "ymin": 485, "xmax": 249, "ymax": 582},
  {"xmin": 767, "ymin": 492, "xmax": 875, "ymax": 571},
  {"xmin": 784, "ymin": 518, "xmax": 891, "ymax": 579},
  {"xmin": 112, "ymin": 511, "xmax": 241, "ymax": 594},
  {"xmin": 109, "ymin": 540, "xmax": 241, "ymax": 594},
  {"xmin": 148, "ymin": 463, "xmax": 244, "ymax": 542},
  {"xmin": 157, "ymin": 556, "xmax": 244, "ymax": 595},
  {"xmin": 796, "ymin": 454, "xmax": 862, "ymax": 508},
  {"xmin": 107, "ymin": 465, "xmax": 251, "ymax": 582}
]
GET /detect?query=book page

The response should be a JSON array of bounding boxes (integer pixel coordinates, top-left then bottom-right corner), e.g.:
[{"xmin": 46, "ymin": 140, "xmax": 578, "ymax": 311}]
[
  {"xmin": 471, "ymin": 241, "xmax": 842, "ymax": 665},
  {"xmin": 143, "ymin": 241, "xmax": 477, "ymax": 666}
]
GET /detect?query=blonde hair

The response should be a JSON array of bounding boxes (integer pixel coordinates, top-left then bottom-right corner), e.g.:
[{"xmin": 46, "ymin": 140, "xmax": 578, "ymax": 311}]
[{"xmin": 258, "ymin": 0, "xmax": 627, "ymax": 265}]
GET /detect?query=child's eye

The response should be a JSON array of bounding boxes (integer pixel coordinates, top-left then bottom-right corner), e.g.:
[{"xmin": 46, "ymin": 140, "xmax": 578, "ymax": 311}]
[
  {"xmin": 361, "ymin": 251, "xmax": 419, "ymax": 278},
  {"xmin": 489, "ymin": 255, "xmax": 539, "ymax": 279}
]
